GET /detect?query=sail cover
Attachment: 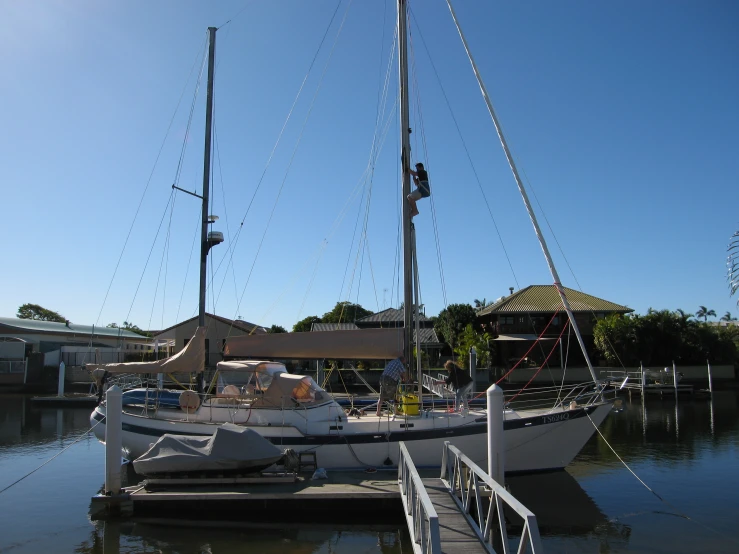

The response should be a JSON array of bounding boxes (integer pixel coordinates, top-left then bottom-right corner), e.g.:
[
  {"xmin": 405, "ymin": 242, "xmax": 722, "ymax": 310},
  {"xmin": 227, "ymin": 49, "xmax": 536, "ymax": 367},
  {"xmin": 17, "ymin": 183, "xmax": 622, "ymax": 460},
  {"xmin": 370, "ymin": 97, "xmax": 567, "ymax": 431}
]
[
  {"xmin": 223, "ymin": 328, "xmax": 404, "ymax": 360},
  {"xmin": 86, "ymin": 327, "xmax": 206, "ymax": 374}
]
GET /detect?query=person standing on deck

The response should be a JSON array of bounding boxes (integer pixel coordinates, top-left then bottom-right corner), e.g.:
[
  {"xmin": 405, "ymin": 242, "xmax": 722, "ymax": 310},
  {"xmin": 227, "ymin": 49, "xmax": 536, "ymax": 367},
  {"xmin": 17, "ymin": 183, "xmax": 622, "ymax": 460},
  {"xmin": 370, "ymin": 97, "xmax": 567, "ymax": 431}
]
[
  {"xmin": 407, "ymin": 162, "xmax": 430, "ymax": 218},
  {"xmin": 376, "ymin": 355, "xmax": 407, "ymax": 416},
  {"xmin": 443, "ymin": 360, "xmax": 473, "ymax": 413}
]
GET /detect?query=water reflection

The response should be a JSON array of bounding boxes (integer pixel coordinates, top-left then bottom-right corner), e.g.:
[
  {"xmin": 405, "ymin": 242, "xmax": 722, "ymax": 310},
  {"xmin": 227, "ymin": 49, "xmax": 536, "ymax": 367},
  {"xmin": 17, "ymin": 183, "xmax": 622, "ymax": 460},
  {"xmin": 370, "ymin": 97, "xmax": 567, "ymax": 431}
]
[
  {"xmin": 0, "ymin": 394, "xmax": 93, "ymax": 452},
  {"xmin": 75, "ymin": 520, "xmax": 407, "ymax": 554}
]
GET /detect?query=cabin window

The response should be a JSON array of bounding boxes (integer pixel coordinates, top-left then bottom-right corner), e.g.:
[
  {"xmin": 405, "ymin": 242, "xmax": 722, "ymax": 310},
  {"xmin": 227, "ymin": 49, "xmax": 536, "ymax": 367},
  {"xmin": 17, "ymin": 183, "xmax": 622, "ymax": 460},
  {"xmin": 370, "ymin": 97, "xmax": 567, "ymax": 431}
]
[{"xmin": 500, "ymin": 316, "xmax": 514, "ymax": 325}]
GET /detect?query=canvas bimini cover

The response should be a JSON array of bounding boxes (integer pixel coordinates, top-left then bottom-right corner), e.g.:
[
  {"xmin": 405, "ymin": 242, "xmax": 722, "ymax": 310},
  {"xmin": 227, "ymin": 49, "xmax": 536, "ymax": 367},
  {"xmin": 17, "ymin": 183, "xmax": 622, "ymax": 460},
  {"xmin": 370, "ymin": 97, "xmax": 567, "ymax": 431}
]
[
  {"xmin": 132, "ymin": 423, "xmax": 284, "ymax": 476},
  {"xmin": 86, "ymin": 327, "xmax": 206, "ymax": 375}
]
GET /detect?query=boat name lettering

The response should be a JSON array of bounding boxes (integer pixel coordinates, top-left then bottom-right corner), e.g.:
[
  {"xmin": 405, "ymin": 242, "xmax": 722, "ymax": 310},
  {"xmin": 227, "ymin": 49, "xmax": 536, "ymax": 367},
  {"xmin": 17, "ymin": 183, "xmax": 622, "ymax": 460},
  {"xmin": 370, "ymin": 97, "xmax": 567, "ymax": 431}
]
[{"xmin": 542, "ymin": 413, "xmax": 570, "ymax": 424}]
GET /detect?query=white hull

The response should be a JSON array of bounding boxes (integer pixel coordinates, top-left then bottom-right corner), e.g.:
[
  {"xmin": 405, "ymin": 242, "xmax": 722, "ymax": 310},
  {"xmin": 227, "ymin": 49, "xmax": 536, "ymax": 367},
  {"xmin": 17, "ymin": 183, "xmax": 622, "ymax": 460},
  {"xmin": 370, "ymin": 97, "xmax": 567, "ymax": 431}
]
[{"xmin": 91, "ymin": 401, "xmax": 611, "ymax": 474}]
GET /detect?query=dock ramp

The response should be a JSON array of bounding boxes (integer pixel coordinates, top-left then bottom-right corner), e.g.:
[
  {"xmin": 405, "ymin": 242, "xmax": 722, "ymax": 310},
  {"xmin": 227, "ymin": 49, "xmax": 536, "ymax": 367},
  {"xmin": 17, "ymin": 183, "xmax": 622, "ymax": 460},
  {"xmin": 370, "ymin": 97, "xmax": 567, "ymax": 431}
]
[{"xmin": 398, "ymin": 441, "xmax": 543, "ymax": 554}]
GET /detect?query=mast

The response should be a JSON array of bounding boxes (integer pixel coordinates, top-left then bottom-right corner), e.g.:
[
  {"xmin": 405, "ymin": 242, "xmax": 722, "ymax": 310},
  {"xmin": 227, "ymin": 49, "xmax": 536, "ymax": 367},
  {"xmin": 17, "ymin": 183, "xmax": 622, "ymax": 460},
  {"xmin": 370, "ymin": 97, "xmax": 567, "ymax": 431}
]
[
  {"xmin": 398, "ymin": 0, "xmax": 414, "ymax": 371},
  {"xmin": 445, "ymin": 0, "xmax": 600, "ymax": 386},
  {"xmin": 199, "ymin": 27, "xmax": 217, "ymax": 328}
]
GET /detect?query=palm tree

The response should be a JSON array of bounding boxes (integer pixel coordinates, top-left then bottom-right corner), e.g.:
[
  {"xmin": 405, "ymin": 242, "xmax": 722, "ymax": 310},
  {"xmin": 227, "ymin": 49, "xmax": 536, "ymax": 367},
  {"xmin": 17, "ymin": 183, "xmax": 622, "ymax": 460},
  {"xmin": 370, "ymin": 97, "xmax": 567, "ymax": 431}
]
[
  {"xmin": 721, "ymin": 311, "xmax": 737, "ymax": 322},
  {"xmin": 675, "ymin": 308, "xmax": 693, "ymax": 321},
  {"xmin": 695, "ymin": 306, "xmax": 716, "ymax": 322},
  {"xmin": 728, "ymin": 230, "xmax": 739, "ymax": 305},
  {"xmin": 473, "ymin": 298, "xmax": 488, "ymax": 310}
]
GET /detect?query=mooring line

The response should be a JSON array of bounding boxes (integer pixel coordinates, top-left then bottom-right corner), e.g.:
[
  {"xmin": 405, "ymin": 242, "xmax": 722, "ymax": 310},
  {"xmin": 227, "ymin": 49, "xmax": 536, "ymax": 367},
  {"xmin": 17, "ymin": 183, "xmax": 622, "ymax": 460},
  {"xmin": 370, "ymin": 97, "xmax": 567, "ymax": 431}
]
[
  {"xmin": 586, "ymin": 412, "xmax": 738, "ymax": 544},
  {"xmin": 0, "ymin": 415, "xmax": 106, "ymax": 496}
]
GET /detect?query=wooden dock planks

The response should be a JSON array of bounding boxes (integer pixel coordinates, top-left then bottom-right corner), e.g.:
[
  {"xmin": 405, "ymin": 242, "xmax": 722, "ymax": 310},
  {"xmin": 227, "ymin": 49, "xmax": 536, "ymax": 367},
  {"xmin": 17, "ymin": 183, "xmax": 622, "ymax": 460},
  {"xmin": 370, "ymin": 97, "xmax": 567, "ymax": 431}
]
[{"xmin": 421, "ymin": 477, "xmax": 486, "ymax": 554}]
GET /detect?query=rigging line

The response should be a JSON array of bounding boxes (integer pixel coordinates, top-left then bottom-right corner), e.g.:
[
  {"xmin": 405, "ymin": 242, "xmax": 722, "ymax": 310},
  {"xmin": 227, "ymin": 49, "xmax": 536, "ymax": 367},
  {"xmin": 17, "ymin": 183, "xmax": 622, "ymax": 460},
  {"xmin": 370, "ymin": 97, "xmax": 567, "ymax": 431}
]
[
  {"xmin": 161, "ymin": 185, "xmax": 174, "ymax": 330},
  {"xmin": 175, "ymin": 207, "xmax": 202, "ymax": 323},
  {"xmin": 507, "ymin": 320, "xmax": 570, "ymax": 403},
  {"xmin": 409, "ymin": 7, "xmax": 520, "ymax": 291},
  {"xmin": 0, "ymin": 416, "xmax": 105, "ymax": 496},
  {"xmin": 213, "ymin": 122, "xmax": 240, "ymax": 315},
  {"xmin": 233, "ymin": 0, "xmax": 355, "ymax": 323},
  {"xmin": 208, "ymin": 0, "xmax": 344, "ymax": 334},
  {"xmin": 407, "ymin": 16, "xmax": 448, "ymax": 309},
  {"xmin": 123, "ymin": 190, "xmax": 176, "ymax": 327},
  {"xmin": 337, "ymin": 32, "xmax": 397, "ymax": 314},
  {"xmin": 147, "ymin": 193, "xmax": 177, "ymax": 338},
  {"xmin": 296, "ymin": 240, "xmax": 329, "ymax": 322},
  {"xmin": 233, "ymin": 0, "xmax": 343, "ymax": 230},
  {"xmin": 94, "ymin": 33, "xmax": 209, "ymax": 327},
  {"xmin": 216, "ymin": 0, "xmax": 254, "ymax": 30},
  {"xmin": 338, "ymin": 182, "xmax": 368, "ymax": 316},
  {"xmin": 585, "ymin": 413, "xmax": 739, "ymax": 545},
  {"xmin": 173, "ymin": 44, "xmax": 209, "ymax": 191}
]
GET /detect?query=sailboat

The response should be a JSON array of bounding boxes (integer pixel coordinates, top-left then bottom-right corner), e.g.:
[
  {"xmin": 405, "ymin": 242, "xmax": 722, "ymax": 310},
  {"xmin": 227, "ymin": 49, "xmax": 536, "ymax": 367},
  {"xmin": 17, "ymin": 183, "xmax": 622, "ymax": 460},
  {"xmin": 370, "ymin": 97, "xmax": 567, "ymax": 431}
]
[{"xmin": 89, "ymin": 1, "xmax": 613, "ymax": 473}]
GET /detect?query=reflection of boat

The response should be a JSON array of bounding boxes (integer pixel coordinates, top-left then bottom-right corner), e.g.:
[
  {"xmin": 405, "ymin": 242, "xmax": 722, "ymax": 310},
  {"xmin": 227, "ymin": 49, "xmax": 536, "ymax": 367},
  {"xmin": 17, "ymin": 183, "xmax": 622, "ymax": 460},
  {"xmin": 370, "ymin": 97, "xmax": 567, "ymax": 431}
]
[{"xmin": 89, "ymin": 2, "xmax": 612, "ymax": 473}]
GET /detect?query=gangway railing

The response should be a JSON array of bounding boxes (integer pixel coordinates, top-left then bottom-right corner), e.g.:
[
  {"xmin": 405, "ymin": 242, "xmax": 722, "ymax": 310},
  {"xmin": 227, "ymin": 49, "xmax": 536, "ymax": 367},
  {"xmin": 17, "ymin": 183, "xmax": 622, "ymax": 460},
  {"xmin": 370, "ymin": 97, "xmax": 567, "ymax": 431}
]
[
  {"xmin": 441, "ymin": 442, "xmax": 543, "ymax": 554},
  {"xmin": 421, "ymin": 372, "xmax": 454, "ymax": 399},
  {"xmin": 398, "ymin": 442, "xmax": 441, "ymax": 554}
]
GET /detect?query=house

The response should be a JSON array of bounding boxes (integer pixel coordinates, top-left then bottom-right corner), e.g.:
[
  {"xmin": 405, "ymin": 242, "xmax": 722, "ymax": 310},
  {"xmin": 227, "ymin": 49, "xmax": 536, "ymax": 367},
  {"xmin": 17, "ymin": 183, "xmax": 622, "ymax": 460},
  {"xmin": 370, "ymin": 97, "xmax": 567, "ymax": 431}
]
[
  {"xmin": 476, "ymin": 285, "xmax": 633, "ymax": 370},
  {"xmin": 153, "ymin": 313, "xmax": 267, "ymax": 368}
]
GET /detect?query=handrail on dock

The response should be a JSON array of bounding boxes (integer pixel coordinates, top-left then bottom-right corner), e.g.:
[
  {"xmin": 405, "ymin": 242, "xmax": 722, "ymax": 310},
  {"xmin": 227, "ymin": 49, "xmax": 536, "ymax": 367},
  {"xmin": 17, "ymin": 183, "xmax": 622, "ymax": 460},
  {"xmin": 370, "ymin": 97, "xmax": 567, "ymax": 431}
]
[
  {"xmin": 398, "ymin": 442, "xmax": 441, "ymax": 554},
  {"xmin": 441, "ymin": 441, "xmax": 543, "ymax": 554}
]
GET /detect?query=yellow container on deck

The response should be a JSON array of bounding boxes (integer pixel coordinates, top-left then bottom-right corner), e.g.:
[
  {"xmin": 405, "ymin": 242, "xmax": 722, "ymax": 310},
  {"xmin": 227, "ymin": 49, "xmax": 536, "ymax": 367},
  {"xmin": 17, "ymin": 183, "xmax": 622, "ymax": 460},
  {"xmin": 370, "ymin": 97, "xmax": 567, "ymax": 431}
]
[{"xmin": 399, "ymin": 394, "xmax": 420, "ymax": 416}]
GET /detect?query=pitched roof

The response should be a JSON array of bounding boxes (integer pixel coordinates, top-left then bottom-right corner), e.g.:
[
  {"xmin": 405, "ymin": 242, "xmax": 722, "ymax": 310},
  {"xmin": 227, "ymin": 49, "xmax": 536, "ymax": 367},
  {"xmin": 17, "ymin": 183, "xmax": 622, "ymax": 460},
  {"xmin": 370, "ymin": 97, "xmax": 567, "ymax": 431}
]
[
  {"xmin": 476, "ymin": 285, "xmax": 632, "ymax": 316},
  {"xmin": 154, "ymin": 313, "xmax": 266, "ymax": 336},
  {"xmin": 310, "ymin": 322, "xmax": 440, "ymax": 346},
  {"xmin": 356, "ymin": 307, "xmax": 431, "ymax": 324},
  {"xmin": 311, "ymin": 323, "xmax": 360, "ymax": 331},
  {"xmin": 0, "ymin": 317, "xmax": 146, "ymax": 339}
]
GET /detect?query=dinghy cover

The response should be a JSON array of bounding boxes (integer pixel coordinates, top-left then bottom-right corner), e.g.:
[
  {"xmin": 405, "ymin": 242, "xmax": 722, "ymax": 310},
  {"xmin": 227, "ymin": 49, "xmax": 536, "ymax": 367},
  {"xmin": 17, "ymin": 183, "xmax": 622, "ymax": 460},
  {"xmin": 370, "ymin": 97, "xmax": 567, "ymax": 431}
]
[{"xmin": 132, "ymin": 422, "xmax": 284, "ymax": 476}]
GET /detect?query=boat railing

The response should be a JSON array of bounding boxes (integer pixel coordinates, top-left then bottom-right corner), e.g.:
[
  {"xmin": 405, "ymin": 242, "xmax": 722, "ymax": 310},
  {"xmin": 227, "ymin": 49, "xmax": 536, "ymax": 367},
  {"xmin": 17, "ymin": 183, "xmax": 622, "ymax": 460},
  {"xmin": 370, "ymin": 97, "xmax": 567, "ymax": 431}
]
[
  {"xmin": 441, "ymin": 441, "xmax": 543, "ymax": 554},
  {"xmin": 503, "ymin": 381, "xmax": 608, "ymax": 411},
  {"xmin": 398, "ymin": 442, "xmax": 441, "ymax": 554}
]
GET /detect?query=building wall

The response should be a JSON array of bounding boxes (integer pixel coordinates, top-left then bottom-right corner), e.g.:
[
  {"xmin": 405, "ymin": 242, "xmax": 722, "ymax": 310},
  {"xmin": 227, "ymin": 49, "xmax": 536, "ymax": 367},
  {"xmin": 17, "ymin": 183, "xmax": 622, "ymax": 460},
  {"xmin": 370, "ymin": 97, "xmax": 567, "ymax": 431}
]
[{"xmin": 154, "ymin": 316, "xmax": 260, "ymax": 368}]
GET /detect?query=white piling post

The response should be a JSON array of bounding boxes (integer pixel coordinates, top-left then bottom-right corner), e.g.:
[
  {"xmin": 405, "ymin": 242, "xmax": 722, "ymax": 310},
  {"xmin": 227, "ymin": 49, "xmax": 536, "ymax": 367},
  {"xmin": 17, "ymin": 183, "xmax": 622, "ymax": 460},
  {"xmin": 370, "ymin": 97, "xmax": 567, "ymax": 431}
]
[
  {"xmin": 672, "ymin": 361, "xmax": 678, "ymax": 394},
  {"xmin": 487, "ymin": 384, "xmax": 505, "ymax": 486},
  {"xmin": 57, "ymin": 361, "xmax": 66, "ymax": 397},
  {"xmin": 157, "ymin": 373, "xmax": 164, "ymax": 389},
  {"xmin": 706, "ymin": 359, "xmax": 713, "ymax": 394},
  {"xmin": 105, "ymin": 385, "xmax": 123, "ymax": 495},
  {"xmin": 469, "ymin": 346, "xmax": 477, "ymax": 391},
  {"xmin": 640, "ymin": 361, "xmax": 645, "ymax": 396}
]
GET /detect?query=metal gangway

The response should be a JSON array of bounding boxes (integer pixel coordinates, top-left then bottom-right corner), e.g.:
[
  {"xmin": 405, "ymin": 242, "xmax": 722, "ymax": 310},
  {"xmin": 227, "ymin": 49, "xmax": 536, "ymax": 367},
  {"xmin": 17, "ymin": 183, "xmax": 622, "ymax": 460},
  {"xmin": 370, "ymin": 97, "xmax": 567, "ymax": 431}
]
[
  {"xmin": 398, "ymin": 441, "xmax": 543, "ymax": 554},
  {"xmin": 421, "ymin": 372, "xmax": 455, "ymax": 399}
]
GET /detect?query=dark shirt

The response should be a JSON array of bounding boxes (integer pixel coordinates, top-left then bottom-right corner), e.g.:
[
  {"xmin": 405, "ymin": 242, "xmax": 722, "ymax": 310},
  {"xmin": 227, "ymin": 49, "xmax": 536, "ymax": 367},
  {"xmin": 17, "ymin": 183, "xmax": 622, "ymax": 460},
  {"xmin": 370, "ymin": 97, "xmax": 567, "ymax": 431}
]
[
  {"xmin": 445, "ymin": 366, "xmax": 472, "ymax": 390},
  {"xmin": 414, "ymin": 168, "xmax": 430, "ymax": 196}
]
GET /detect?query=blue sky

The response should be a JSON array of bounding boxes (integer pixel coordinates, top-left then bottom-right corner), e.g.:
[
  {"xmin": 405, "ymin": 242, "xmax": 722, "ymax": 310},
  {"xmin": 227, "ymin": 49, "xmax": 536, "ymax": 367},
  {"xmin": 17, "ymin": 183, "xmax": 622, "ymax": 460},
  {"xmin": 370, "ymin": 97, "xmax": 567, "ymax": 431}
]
[{"xmin": 1, "ymin": 0, "xmax": 738, "ymax": 332}]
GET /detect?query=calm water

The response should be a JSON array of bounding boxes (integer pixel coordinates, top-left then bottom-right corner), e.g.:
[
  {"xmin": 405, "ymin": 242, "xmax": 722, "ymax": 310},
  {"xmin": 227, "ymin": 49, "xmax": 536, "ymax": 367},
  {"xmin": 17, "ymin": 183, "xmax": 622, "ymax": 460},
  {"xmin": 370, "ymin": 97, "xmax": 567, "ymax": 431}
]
[{"xmin": 0, "ymin": 392, "xmax": 738, "ymax": 553}]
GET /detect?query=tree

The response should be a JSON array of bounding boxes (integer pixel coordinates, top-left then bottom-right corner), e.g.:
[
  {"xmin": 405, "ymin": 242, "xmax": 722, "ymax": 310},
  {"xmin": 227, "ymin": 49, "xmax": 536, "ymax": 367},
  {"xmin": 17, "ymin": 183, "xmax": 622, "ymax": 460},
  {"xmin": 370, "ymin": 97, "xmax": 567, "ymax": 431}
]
[
  {"xmin": 106, "ymin": 321, "xmax": 151, "ymax": 337},
  {"xmin": 453, "ymin": 323, "xmax": 495, "ymax": 368},
  {"xmin": 721, "ymin": 311, "xmax": 736, "ymax": 322},
  {"xmin": 728, "ymin": 229, "xmax": 739, "ymax": 306},
  {"xmin": 473, "ymin": 298, "xmax": 488, "ymax": 310},
  {"xmin": 321, "ymin": 301, "xmax": 373, "ymax": 323},
  {"xmin": 434, "ymin": 303, "xmax": 478, "ymax": 348},
  {"xmin": 293, "ymin": 315, "xmax": 322, "ymax": 333},
  {"xmin": 695, "ymin": 306, "xmax": 716, "ymax": 322},
  {"xmin": 268, "ymin": 325, "xmax": 287, "ymax": 333},
  {"xmin": 17, "ymin": 303, "xmax": 66, "ymax": 323}
]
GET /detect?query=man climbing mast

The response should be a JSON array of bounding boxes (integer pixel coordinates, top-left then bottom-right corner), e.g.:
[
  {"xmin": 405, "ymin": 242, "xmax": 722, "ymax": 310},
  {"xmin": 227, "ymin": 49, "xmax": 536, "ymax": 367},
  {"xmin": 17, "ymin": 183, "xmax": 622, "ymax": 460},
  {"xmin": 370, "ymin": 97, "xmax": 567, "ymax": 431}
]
[{"xmin": 407, "ymin": 162, "xmax": 430, "ymax": 218}]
